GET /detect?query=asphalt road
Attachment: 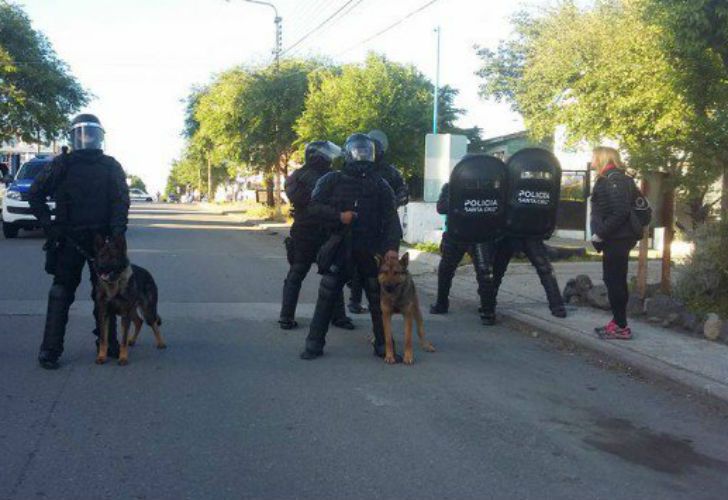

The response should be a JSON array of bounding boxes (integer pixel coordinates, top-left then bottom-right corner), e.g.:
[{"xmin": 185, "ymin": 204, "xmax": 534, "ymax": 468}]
[{"xmin": 1, "ymin": 204, "xmax": 728, "ymax": 500}]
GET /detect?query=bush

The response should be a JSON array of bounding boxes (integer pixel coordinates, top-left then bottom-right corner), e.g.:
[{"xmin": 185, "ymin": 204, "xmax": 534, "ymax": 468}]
[{"xmin": 675, "ymin": 221, "xmax": 728, "ymax": 316}]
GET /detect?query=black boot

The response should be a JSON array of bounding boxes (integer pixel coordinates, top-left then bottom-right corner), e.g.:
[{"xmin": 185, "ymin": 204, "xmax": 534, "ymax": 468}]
[
  {"xmin": 38, "ymin": 284, "xmax": 72, "ymax": 370},
  {"xmin": 331, "ymin": 289, "xmax": 355, "ymax": 329},
  {"xmin": 541, "ymin": 273, "xmax": 567, "ymax": 318},
  {"xmin": 429, "ymin": 299, "xmax": 449, "ymax": 314},
  {"xmin": 280, "ymin": 263, "xmax": 307, "ymax": 330},
  {"xmin": 301, "ymin": 274, "xmax": 340, "ymax": 360}
]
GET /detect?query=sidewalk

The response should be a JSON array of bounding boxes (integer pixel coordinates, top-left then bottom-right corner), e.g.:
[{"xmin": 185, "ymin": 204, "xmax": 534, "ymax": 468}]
[{"xmin": 410, "ymin": 251, "xmax": 728, "ymax": 406}]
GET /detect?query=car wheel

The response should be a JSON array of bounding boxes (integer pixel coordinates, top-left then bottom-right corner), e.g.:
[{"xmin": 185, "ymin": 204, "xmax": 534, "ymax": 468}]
[{"xmin": 3, "ymin": 222, "xmax": 19, "ymax": 239}]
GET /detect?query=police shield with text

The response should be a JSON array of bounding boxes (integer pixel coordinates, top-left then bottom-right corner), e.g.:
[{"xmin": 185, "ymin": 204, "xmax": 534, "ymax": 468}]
[
  {"xmin": 430, "ymin": 155, "xmax": 507, "ymax": 325},
  {"xmin": 300, "ymin": 133, "xmax": 401, "ymax": 360},
  {"xmin": 278, "ymin": 141, "xmax": 354, "ymax": 330},
  {"xmin": 347, "ymin": 129, "xmax": 409, "ymax": 314},
  {"xmin": 491, "ymin": 148, "xmax": 566, "ymax": 318},
  {"xmin": 29, "ymin": 114, "xmax": 130, "ymax": 369}
]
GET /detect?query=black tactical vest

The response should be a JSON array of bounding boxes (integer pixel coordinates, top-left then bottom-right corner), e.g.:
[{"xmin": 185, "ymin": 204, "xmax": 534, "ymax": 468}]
[
  {"xmin": 54, "ymin": 151, "xmax": 115, "ymax": 229},
  {"xmin": 329, "ymin": 168, "xmax": 387, "ymax": 250}
]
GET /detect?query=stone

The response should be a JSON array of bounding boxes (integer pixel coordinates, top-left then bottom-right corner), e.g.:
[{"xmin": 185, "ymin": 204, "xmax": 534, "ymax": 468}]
[
  {"xmin": 626, "ymin": 295, "xmax": 645, "ymax": 317},
  {"xmin": 679, "ymin": 311, "xmax": 702, "ymax": 333},
  {"xmin": 586, "ymin": 284, "xmax": 611, "ymax": 310},
  {"xmin": 563, "ymin": 274, "xmax": 593, "ymax": 305},
  {"xmin": 644, "ymin": 295, "xmax": 685, "ymax": 321},
  {"xmin": 703, "ymin": 314, "xmax": 722, "ymax": 341},
  {"xmin": 661, "ymin": 312, "xmax": 680, "ymax": 328}
]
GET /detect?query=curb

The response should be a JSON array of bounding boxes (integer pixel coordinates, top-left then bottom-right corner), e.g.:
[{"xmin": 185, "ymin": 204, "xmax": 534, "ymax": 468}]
[{"xmin": 499, "ymin": 308, "xmax": 728, "ymax": 408}]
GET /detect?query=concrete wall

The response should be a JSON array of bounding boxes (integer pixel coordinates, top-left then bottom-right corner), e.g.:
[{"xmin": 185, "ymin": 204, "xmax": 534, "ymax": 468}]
[{"xmin": 399, "ymin": 202, "xmax": 443, "ymax": 245}]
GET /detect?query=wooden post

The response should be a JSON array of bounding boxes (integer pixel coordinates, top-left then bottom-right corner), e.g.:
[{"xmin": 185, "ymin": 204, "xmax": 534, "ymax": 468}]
[
  {"xmin": 661, "ymin": 185, "xmax": 675, "ymax": 294},
  {"xmin": 636, "ymin": 179, "xmax": 649, "ymax": 299},
  {"xmin": 207, "ymin": 154, "xmax": 212, "ymax": 201},
  {"xmin": 722, "ymin": 166, "xmax": 728, "ymax": 222}
]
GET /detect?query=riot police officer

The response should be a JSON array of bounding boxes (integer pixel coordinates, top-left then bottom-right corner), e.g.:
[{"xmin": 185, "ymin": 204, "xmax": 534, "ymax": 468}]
[
  {"xmin": 490, "ymin": 148, "xmax": 566, "ymax": 319},
  {"xmin": 279, "ymin": 141, "xmax": 353, "ymax": 330},
  {"xmin": 29, "ymin": 114, "xmax": 130, "ymax": 369},
  {"xmin": 429, "ymin": 183, "xmax": 499, "ymax": 325},
  {"xmin": 347, "ymin": 130, "xmax": 408, "ymax": 314},
  {"xmin": 300, "ymin": 133, "xmax": 401, "ymax": 360}
]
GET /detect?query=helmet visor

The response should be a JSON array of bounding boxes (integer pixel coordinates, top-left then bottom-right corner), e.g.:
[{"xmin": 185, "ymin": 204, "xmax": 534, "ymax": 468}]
[
  {"xmin": 70, "ymin": 122, "xmax": 105, "ymax": 150},
  {"xmin": 346, "ymin": 137, "xmax": 375, "ymax": 163},
  {"xmin": 308, "ymin": 141, "xmax": 342, "ymax": 162}
]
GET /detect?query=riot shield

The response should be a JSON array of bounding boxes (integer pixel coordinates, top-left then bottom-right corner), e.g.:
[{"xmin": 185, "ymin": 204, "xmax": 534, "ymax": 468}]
[
  {"xmin": 447, "ymin": 154, "xmax": 507, "ymax": 243},
  {"xmin": 505, "ymin": 148, "xmax": 561, "ymax": 239}
]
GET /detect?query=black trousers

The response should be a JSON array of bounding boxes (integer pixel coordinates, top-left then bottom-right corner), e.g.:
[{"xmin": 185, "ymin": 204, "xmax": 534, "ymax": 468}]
[
  {"xmin": 492, "ymin": 237, "xmax": 565, "ymax": 313},
  {"xmin": 602, "ymin": 239, "xmax": 636, "ymax": 328},
  {"xmin": 434, "ymin": 232, "xmax": 496, "ymax": 313},
  {"xmin": 348, "ymin": 270, "xmax": 365, "ymax": 306},
  {"xmin": 305, "ymin": 249, "xmax": 383, "ymax": 352},
  {"xmin": 40, "ymin": 231, "xmax": 115, "ymax": 356},
  {"xmin": 279, "ymin": 224, "xmax": 346, "ymax": 322}
]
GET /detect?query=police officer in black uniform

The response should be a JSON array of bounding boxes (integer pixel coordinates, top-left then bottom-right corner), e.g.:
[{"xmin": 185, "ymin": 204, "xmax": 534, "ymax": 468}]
[
  {"xmin": 278, "ymin": 141, "xmax": 354, "ymax": 330},
  {"xmin": 300, "ymin": 133, "xmax": 401, "ymax": 360},
  {"xmin": 429, "ymin": 182, "xmax": 499, "ymax": 324},
  {"xmin": 490, "ymin": 148, "xmax": 567, "ymax": 319},
  {"xmin": 29, "ymin": 114, "xmax": 130, "ymax": 369},
  {"xmin": 347, "ymin": 130, "xmax": 408, "ymax": 314}
]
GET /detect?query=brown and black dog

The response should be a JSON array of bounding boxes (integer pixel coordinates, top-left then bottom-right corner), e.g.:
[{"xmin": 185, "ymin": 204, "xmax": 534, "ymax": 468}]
[
  {"xmin": 377, "ymin": 252, "xmax": 435, "ymax": 365},
  {"xmin": 94, "ymin": 234, "xmax": 165, "ymax": 365}
]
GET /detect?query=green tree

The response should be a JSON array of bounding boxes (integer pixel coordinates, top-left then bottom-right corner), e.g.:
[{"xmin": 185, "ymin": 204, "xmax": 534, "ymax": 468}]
[
  {"xmin": 127, "ymin": 175, "xmax": 147, "ymax": 192},
  {"xmin": 296, "ymin": 53, "xmax": 474, "ymax": 181},
  {"xmin": 476, "ymin": 0, "xmax": 725, "ymax": 227},
  {"xmin": 0, "ymin": 1, "xmax": 88, "ymax": 144}
]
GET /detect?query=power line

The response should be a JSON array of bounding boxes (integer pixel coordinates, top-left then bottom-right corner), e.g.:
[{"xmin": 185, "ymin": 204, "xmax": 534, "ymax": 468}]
[
  {"xmin": 336, "ymin": 0, "xmax": 443, "ymax": 57},
  {"xmin": 286, "ymin": 0, "xmax": 337, "ymax": 43},
  {"xmin": 286, "ymin": 0, "xmax": 368, "ymax": 57},
  {"xmin": 282, "ymin": 0, "xmax": 366, "ymax": 56}
]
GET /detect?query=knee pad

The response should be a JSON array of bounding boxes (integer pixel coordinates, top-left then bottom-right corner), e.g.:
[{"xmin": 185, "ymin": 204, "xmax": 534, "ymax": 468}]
[
  {"xmin": 318, "ymin": 274, "xmax": 342, "ymax": 302},
  {"xmin": 286, "ymin": 263, "xmax": 309, "ymax": 285},
  {"xmin": 49, "ymin": 284, "xmax": 73, "ymax": 302}
]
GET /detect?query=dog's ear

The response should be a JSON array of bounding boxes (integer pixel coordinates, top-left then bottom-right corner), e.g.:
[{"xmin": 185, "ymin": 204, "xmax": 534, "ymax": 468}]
[
  {"xmin": 374, "ymin": 254, "xmax": 383, "ymax": 268},
  {"xmin": 94, "ymin": 234, "xmax": 105, "ymax": 251},
  {"xmin": 400, "ymin": 252, "xmax": 409, "ymax": 269}
]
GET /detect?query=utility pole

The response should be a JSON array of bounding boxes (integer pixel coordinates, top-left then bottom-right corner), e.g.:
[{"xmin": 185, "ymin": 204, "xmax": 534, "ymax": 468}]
[
  {"xmin": 433, "ymin": 26, "xmax": 441, "ymax": 134},
  {"xmin": 228, "ymin": 0, "xmax": 282, "ymax": 211}
]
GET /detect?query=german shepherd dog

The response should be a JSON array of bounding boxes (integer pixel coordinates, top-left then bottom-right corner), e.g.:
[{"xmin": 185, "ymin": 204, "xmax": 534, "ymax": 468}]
[
  {"xmin": 377, "ymin": 253, "xmax": 435, "ymax": 365},
  {"xmin": 94, "ymin": 234, "xmax": 165, "ymax": 365}
]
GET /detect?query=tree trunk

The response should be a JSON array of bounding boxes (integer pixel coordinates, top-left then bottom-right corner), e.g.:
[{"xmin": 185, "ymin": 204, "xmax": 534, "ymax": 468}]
[
  {"xmin": 636, "ymin": 180, "xmax": 649, "ymax": 299},
  {"xmin": 207, "ymin": 155, "xmax": 212, "ymax": 202},
  {"xmin": 722, "ymin": 166, "xmax": 728, "ymax": 222},
  {"xmin": 661, "ymin": 186, "xmax": 675, "ymax": 294},
  {"xmin": 265, "ymin": 174, "xmax": 274, "ymax": 207}
]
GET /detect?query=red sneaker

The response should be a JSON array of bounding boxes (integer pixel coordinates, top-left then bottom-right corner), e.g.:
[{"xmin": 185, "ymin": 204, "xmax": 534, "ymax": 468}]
[
  {"xmin": 612, "ymin": 326, "xmax": 633, "ymax": 340},
  {"xmin": 595, "ymin": 320, "xmax": 617, "ymax": 337}
]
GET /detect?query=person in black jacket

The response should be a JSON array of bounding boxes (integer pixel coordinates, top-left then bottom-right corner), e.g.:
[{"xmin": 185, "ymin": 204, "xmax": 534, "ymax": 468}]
[
  {"xmin": 347, "ymin": 130, "xmax": 408, "ymax": 314},
  {"xmin": 429, "ymin": 182, "xmax": 498, "ymax": 324},
  {"xmin": 278, "ymin": 141, "xmax": 353, "ymax": 330},
  {"xmin": 301, "ymin": 133, "xmax": 401, "ymax": 360},
  {"xmin": 590, "ymin": 146, "xmax": 639, "ymax": 340},
  {"xmin": 28, "ymin": 114, "xmax": 130, "ymax": 369}
]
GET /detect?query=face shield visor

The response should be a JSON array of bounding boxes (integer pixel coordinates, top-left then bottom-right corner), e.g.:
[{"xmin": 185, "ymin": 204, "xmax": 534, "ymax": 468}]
[
  {"xmin": 368, "ymin": 129, "xmax": 389, "ymax": 153},
  {"xmin": 70, "ymin": 122, "xmax": 105, "ymax": 151},
  {"xmin": 307, "ymin": 141, "xmax": 342, "ymax": 163},
  {"xmin": 344, "ymin": 137, "xmax": 376, "ymax": 164}
]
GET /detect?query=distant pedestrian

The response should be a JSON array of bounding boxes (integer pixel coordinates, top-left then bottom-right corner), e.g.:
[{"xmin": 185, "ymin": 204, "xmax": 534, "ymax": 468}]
[{"xmin": 590, "ymin": 147, "xmax": 640, "ymax": 340}]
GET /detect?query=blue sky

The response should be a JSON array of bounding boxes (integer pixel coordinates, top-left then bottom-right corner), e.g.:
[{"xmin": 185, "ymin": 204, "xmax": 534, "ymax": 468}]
[{"xmin": 21, "ymin": 0, "xmax": 541, "ymax": 191}]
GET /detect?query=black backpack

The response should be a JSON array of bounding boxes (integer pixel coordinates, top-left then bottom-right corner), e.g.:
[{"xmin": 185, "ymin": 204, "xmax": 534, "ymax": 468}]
[{"xmin": 628, "ymin": 177, "xmax": 652, "ymax": 238}]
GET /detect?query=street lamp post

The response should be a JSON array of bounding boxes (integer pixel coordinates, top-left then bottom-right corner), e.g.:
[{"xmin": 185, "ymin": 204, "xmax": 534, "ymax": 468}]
[{"xmin": 226, "ymin": 0, "xmax": 283, "ymax": 209}]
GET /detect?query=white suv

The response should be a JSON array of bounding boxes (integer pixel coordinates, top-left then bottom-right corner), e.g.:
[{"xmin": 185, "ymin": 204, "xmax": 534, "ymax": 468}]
[
  {"xmin": 129, "ymin": 188, "xmax": 153, "ymax": 202},
  {"xmin": 2, "ymin": 156, "xmax": 55, "ymax": 239}
]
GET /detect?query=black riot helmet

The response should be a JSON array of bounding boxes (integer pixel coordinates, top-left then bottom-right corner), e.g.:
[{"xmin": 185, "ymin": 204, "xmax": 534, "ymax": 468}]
[
  {"xmin": 304, "ymin": 140, "xmax": 341, "ymax": 168},
  {"xmin": 343, "ymin": 133, "xmax": 376, "ymax": 166},
  {"xmin": 69, "ymin": 113, "xmax": 105, "ymax": 151},
  {"xmin": 368, "ymin": 130, "xmax": 388, "ymax": 164}
]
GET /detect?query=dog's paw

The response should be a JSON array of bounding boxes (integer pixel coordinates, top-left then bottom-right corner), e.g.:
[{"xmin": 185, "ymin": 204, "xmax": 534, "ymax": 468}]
[
  {"xmin": 95, "ymin": 356, "xmax": 107, "ymax": 365},
  {"xmin": 403, "ymin": 353, "xmax": 414, "ymax": 365},
  {"xmin": 423, "ymin": 342, "xmax": 436, "ymax": 353},
  {"xmin": 156, "ymin": 343, "xmax": 167, "ymax": 350},
  {"xmin": 118, "ymin": 358, "xmax": 129, "ymax": 366},
  {"xmin": 384, "ymin": 354, "xmax": 397, "ymax": 364}
]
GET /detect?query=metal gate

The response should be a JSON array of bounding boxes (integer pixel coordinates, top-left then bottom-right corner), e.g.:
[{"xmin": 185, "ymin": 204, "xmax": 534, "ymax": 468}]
[{"xmin": 556, "ymin": 169, "xmax": 590, "ymax": 238}]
